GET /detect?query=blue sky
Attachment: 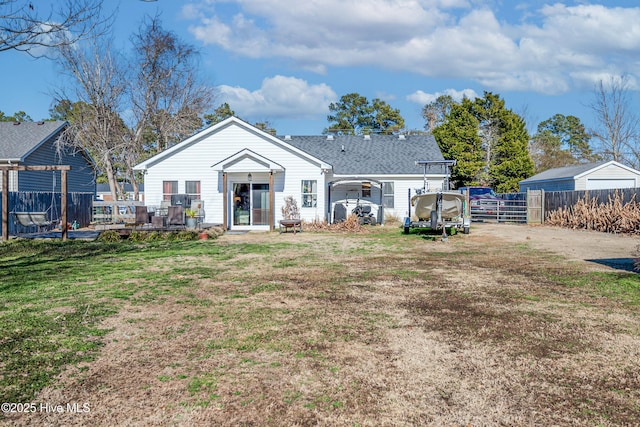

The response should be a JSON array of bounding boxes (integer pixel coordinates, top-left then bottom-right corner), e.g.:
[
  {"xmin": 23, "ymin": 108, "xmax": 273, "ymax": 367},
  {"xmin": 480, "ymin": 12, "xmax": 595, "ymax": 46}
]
[{"xmin": 1, "ymin": 0, "xmax": 639, "ymax": 136}]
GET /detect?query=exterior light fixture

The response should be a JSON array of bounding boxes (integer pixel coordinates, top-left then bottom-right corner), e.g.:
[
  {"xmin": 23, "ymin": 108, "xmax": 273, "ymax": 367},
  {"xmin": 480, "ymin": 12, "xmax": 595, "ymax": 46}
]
[{"xmin": 248, "ymin": 173, "xmax": 252, "ymax": 182}]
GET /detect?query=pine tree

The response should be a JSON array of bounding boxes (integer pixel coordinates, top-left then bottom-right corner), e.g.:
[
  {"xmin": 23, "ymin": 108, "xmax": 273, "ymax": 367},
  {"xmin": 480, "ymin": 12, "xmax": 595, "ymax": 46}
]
[{"xmin": 431, "ymin": 91, "xmax": 534, "ymax": 192}]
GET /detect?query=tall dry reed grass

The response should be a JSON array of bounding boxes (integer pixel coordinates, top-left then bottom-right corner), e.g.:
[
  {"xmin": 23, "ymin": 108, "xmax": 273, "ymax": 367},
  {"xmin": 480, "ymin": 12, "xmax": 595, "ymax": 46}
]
[{"xmin": 546, "ymin": 191, "xmax": 640, "ymax": 235}]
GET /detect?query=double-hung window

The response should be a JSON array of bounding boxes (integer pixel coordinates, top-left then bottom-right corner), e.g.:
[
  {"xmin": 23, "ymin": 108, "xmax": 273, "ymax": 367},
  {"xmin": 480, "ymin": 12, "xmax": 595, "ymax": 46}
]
[
  {"xmin": 185, "ymin": 180, "xmax": 201, "ymax": 199},
  {"xmin": 382, "ymin": 182, "xmax": 394, "ymax": 208},
  {"xmin": 301, "ymin": 180, "xmax": 317, "ymax": 208},
  {"xmin": 163, "ymin": 181, "xmax": 178, "ymax": 201}
]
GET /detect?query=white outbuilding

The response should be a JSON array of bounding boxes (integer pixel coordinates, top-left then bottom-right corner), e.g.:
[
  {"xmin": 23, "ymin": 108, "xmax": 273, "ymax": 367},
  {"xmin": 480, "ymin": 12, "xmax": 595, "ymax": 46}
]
[{"xmin": 519, "ymin": 160, "xmax": 640, "ymax": 192}]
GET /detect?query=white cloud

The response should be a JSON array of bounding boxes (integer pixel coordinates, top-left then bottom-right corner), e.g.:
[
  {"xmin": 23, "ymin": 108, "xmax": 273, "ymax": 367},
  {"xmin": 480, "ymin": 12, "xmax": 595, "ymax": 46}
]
[
  {"xmin": 407, "ymin": 88, "xmax": 478, "ymax": 104},
  {"xmin": 217, "ymin": 75, "xmax": 337, "ymax": 119},
  {"xmin": 185, "ymin": 1, "xmax": 640, "ymax": 94}
]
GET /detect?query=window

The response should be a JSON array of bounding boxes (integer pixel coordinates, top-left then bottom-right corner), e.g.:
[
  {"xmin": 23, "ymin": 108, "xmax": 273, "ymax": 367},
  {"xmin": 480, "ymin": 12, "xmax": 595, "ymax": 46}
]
[
  {"xmin": 185, "ymin": 180, "xmax": 201, "ymax": 199},
  {"xmin": 382, "ymin": 182, "xmax": 394, "ymax": 208},
  {"xmin": 163, "ymin": 180, "xmax": 178, "ymax": 201},
  {"xmin": 301, "ymin": 180, "xmax": 317, "ymax": 208},
  {"xmin": 362, "ymin": 182, "xmax": 371, "ymax": 198}
]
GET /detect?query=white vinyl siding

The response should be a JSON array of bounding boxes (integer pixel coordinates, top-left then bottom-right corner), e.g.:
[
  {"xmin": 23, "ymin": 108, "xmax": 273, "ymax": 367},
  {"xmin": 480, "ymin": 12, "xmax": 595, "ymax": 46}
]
[
  {"xmin": 142, "ymin": 123, "xmax": 325, "ymax": 225},
  {"xmin": 578, "ymin": 164, "xmax": 639, "ymax": 190}
]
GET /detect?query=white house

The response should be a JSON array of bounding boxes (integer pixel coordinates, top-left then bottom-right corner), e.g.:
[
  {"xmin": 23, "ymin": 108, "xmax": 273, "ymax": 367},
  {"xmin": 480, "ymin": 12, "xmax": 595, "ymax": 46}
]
[
  {"xmin": 133, "ymin": 117, "xmax": 450, "ymax": 231},
  {"xmin": 519, "ymin": 161, "xmax": 640, "ymax": 192}
]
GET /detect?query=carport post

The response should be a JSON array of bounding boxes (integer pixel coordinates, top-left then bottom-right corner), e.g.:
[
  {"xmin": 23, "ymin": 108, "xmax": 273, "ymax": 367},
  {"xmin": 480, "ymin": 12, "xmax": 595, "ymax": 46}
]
[{"xmin": 2, "ymin": 169, "xmax": 8, "ymax": 241}]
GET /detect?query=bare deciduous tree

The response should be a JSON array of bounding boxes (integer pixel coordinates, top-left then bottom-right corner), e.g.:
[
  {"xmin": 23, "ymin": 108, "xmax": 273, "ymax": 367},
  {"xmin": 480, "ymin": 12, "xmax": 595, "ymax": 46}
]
[
  {"xmin": 129, "ymin": 15, "xmax": 214, "ymax": 154},
  {"xmin": 590, "ymin": 75, "xmax": 640, "ymax": 167},
  {"xmin": 1, "ymin": 0, "xmax": 105, "ymax": 55},
  {"xmin": 54, "ymin": 14, "xmax": 214, "ymax": 201},
  {"xmin": 124, "ymin": 15, "xmax": 214, "ymax": 200},
  {"xmin": 56, "ymin": 37, "xmax": 129, "ymax": 202}
]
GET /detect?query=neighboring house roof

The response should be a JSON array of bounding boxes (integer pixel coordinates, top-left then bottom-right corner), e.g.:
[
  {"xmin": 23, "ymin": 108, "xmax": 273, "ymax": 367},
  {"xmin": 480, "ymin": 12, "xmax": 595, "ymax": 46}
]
[
  {"xmin": 281, "ymin": 134, "xmax": 446, "ymax": 175},
  {"xmin": 520, "ymin": 161, "xmax": 639, "ymax": 184},
  {"xmin": 0, "ymin": 121, "xmax": 67, "ymax": 161}
]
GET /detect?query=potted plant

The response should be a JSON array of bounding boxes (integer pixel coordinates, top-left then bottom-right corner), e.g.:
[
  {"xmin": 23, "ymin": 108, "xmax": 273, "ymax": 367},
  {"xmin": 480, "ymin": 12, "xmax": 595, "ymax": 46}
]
[{"xmin": 185, "ymin": 208, "xmax": 198, "ymax": 228}]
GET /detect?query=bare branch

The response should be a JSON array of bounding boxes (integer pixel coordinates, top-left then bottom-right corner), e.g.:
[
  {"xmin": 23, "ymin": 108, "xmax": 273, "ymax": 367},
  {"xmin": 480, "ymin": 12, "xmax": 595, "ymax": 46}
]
[
  {"xmin": 589, "ymin": 75, "xmax": 640, "ymax": 165},
  {"xmin": 0, "ymin": 0, "xmax": 108, "ymax": 55}
]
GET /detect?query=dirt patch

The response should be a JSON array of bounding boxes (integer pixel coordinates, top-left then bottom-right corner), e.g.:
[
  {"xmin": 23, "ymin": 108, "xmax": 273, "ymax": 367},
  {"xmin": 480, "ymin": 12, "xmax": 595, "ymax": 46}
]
[{"xmin": 471, "ymin": 222, "xmax": 639, "ymax": 271}]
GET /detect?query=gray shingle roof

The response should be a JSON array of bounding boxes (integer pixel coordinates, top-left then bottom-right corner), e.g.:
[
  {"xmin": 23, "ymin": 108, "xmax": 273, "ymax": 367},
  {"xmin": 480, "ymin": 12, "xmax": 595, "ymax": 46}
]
[
  {"xmin": 0, "ymin": 121, "xmax": 66, "ymax": 160},
  {"xmin": 279, "ymin": 134, "xmax": 445, "ymax": 175},
  {"xmin": 520, "ymin": 161, "xmax": 609, "ymax": 183}
]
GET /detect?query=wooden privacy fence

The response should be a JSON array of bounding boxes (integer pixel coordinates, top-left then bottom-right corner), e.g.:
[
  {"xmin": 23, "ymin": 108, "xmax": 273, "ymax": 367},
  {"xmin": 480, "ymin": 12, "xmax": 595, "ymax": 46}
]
[
  {"xmin": 0, "ymin": 191, "xmax": 93, "ymax": 237},
  {"xmin": 544, "ymin": 187, "xmax": 640, "ymax": 219}
]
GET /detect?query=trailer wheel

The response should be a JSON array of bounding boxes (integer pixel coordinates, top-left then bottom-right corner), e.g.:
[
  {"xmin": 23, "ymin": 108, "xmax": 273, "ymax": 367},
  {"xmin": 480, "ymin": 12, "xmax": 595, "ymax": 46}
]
[
  {"xmin": 403, "ymin": 226, "xmax": 410, "ymax": 234},
  {"xmin": 463, "ymin": 226, "xmax": 470, "ymax": 234},
  {"xmin": 430, "ymin": 210, "xmax": 438, "ymax": 230}
]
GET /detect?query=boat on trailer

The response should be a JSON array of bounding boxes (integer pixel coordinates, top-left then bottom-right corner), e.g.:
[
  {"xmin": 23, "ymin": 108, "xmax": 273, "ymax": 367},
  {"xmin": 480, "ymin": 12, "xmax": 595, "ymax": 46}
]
[{"xmin": 403, "ymin": 160, "xmax": 470, "ymax": 236}]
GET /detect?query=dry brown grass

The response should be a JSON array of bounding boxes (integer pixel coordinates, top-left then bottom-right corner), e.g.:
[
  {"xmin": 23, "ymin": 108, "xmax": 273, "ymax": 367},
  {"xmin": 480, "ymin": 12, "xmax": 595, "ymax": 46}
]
[
  {"xmin": 546, "ymin": 191, "xmax": 640, "ymax": 234},
  {"xmin": 4, "ymin": 226, "xmax": 640, "ymax": 426},
  {"xmin": 303, "ymin": 214, "xmax": 370, "ymax": 232}
]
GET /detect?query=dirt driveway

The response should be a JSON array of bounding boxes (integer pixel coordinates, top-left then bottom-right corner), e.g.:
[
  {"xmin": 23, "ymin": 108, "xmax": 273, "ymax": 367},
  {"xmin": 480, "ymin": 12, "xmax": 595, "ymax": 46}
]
[{"xmin": 471, "ymin": 222, "xmax": 639, "ymax": 272}]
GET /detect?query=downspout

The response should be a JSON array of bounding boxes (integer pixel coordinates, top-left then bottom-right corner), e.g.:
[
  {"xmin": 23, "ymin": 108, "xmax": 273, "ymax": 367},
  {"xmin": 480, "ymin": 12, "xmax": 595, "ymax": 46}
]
[
  {"xmin": 269, "ymin": 171, "xmax": 274, "ymax": 231},
  {"xmin": 222, "ymin": 172, "xmax": 228, "ymax": 231},
  {"xmin": 327, "ymin": 183, "xmax": 331, "ymax": 223},
  {"xmin": 379, "ymin": 182, "xmax": 384, "ymax": 226}
]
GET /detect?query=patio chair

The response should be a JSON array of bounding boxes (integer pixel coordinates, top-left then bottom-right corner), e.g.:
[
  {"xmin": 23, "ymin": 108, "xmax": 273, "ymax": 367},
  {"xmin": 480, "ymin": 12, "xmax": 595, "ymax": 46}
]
[
  {"xmin": 189, "ymin": 200, "xmax": 205, "ymax": 226},
  {"xmin": 157, "ymin": 200, "xmax": 171, "ymax": 217},
  {"xmin": 134, "ymin": 205, "xmax": 149, "ymax": 228},
  {"xmin": 167, "ymin": 205, "xmax": 185, "ymax": 227}
]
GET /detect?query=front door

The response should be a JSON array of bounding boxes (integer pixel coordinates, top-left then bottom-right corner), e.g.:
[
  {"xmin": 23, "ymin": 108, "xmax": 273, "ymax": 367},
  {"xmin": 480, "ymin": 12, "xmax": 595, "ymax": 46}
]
[{"xmin": 233, "ymin": 182, "xmax": 270, "ymax": 227}]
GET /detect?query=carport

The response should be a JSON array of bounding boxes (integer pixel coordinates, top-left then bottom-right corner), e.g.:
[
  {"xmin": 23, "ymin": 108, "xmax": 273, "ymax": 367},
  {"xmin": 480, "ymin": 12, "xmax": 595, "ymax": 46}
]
[{"xmin": 327, "ymin": 178, "xmax": 384, "ymax": 225}]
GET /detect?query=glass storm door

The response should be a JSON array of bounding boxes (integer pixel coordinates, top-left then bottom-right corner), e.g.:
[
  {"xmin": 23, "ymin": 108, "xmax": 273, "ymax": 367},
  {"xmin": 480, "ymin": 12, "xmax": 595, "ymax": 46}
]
[
  {"xmin": 251, "ymin": 183, "xmax": 270, "ymax": 225},
  {"xmin": 233, "ymin": 182, "xmax": 270, "ymax": 226}
]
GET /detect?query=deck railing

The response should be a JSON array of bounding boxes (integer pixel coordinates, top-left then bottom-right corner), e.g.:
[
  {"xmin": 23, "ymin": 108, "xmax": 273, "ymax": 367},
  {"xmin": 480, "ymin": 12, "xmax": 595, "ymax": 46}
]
[{"xmin": 92, "ymin": 200, "xmax": 145, "ymax": 224}]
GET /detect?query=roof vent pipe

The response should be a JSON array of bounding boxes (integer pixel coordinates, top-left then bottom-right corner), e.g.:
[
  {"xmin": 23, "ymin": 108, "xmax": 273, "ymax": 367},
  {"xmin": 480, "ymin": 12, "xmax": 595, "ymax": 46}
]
[
  {"xmin": 327, "ymin": 135, "xmax": 334, "ymax": 140},
  {"xmin": 341, "ymin": 145, "xmax": 345, "ymax": 152},
  {"xmin": 398, "ymin": 134, "xmax": 406, "ymax": 140}
]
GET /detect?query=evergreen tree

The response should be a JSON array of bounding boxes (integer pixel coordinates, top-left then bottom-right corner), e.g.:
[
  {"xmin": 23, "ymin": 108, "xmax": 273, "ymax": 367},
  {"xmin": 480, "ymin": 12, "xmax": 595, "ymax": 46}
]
[
  {"xmin": 0, "ymin": 110, "xmax": 32, "ymax": 122},
  {"xmin": 204, "ymin": 102, "xmax": 236, "ymax": 126},
  {"xmin": 430, "ymin": 91, "xmax": 534, "ymax": 192},
  {"xmin": 490, "ymin": 108, "xmax": 534, "ymax": 193},
  {"xmin": 432, "ymin": 103, "xmax": 483, "ymax": 188},
  {"xmin": 325, "ymin": 93, "xmax": 404, "ymax": 135},
  {"xmin": 530, "ymin": 114, "xmax": 596, "ymax": 172}
]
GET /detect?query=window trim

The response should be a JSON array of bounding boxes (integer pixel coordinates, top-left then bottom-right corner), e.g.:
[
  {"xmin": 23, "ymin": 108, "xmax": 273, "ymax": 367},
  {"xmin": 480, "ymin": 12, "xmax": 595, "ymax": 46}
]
[
  {"xmin": 382, "ymin": 181, "xmax": 394, "ymax": 208},
  {"xmin": 301, "ymin": 179, "xmax": 317, "ymax": 208}
]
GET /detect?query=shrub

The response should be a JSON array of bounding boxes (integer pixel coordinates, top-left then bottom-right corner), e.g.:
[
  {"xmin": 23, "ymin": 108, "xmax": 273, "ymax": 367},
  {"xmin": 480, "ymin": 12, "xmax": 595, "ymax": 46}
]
[
  {"xmin": 178, "ymin": 230, "xmax": 198, "ymax": 240},
  {"xmin": 129, "ymin": 230, "xmax": 147, "ymax": 242},
  {"xmin": 98, "ymin": 230, "xmax": 122, "ymax": 242},
  {"xmin": 146, "ymin": 231, "xmax": 164, "ymax": 241}
]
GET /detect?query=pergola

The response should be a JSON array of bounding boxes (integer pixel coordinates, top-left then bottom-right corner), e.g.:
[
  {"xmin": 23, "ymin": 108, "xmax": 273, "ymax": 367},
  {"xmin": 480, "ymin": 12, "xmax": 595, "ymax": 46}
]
[{"xmin": 1, "ymin": 165, "xmax": 71, "ymax": 241}]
